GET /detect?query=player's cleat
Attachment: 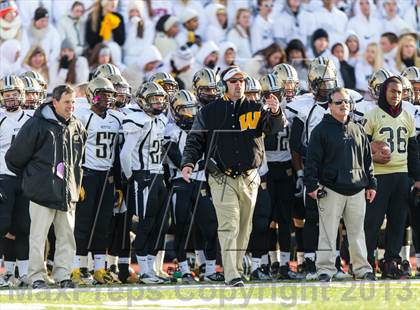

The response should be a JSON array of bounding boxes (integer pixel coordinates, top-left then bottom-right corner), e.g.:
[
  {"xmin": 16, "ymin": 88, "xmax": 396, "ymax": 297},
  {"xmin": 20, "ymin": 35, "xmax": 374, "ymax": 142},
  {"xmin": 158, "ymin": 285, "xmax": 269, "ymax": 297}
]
[
  {"xmin": 305, "ymin": 258, "xmax": 318, "ymax": 280},
  {"xmin": 360, "ymin": 272, "xmax": 376, "ymax": 281},
  {"xmin": 71, "ymin": 268, "xmax": 94, "ymax": 285},
  {"xmin": 226, "ymin": 277, "xmax": 244, "ymax": 287},
  {"xmin": 381, "ymin": 260, "xmax": 403, "ymax": 280},
  {"xmin": 0, "ymin": 273, "xmax": 12, "ymax": 288},
  {"xmin": 270, "ymin": 262, "xmax": 280, "ymax": 278},
  {"xmin": 106, "ymin": 265, "xmax": 121, "ymax": 284},
  {"xmin": 15, "ymin": 275, "xmax": 31, "ymax": 288},
  {"xmin": 278, "ymin": 263, "xmax": 305, "ymax": 280},
  {"xmin": 181, "ymin": 273, "xmax": 197, "ymax": 284},
  {"xmin": 59, "ymin": 279, "xmax": 77, "ymax": 288},
  {"xmin": 138, "ymin": 272, "xmax": 165, "ymax": 284},
  {"xmin": 400, "ymin": 260, "xmax": 412, "ymax": 278},
  {"xmin": 93, "ymin": 268, "xmax": 120, "ymax": 285},
  {"xmin": 334, "ymin": 257, "xmax": 352, "ymax": 280},
  {"xmin": 32, "ymin": 280, "xmax": 49, "ymax": 289},
  {"xmin": 201, "ymin": 272, "xmax": 225, "ymax": 282},
  {"xmin": 250, "ymin": 267, "xmax": 272, "ymax": 281},
  {"xmin": 318, "ymin": 273, "xmax": 332, "ymax": 282}
]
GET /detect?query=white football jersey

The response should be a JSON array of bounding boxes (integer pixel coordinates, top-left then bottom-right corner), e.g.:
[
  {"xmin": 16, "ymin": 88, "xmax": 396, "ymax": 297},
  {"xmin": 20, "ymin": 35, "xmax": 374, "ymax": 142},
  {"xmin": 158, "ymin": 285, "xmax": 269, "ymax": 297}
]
[
  {"xmin": 121, "ymin": 111, "xmax": 168, "ymax": 177},
  {"xmin": 74, "ymin": 108, "xmax": 122, "ymax": 171},
  {"xmin": 352, "ymin": 99, "xmax": 376, "ymax": 124},
  {"xmin": 164, "ymin": 122, "xmax": 206, "ymax": 181},
  {"xmin": 0, "ymin": 110, "xmax": 32, "ymax": 176},
  {"xmin": 286, "ymin": 93, "xmax": 329, "ymax": 147}
]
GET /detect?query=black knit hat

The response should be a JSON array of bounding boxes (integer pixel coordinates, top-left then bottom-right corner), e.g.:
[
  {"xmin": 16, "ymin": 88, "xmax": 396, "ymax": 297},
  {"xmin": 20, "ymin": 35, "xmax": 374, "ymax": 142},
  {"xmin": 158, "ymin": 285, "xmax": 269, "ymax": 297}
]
[
  {"xmin": 312, "ymin": 28, "xmax": 329, "ymax": 42},
  {"xmin": 34, "ymin": 7, "xmax": 48, "ymax": 21}
]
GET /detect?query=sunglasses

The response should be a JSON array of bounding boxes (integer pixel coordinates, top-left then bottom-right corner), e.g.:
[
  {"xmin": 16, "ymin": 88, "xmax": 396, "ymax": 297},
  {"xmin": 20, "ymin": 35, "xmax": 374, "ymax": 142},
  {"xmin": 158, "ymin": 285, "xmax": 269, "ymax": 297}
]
[
  {"xmin": 332, "ymin": 99, "xmax": 351, "ymax": 105},
  {"xmin": 228, "ymin": 78, "xmax": 245, "ymax": 84}
]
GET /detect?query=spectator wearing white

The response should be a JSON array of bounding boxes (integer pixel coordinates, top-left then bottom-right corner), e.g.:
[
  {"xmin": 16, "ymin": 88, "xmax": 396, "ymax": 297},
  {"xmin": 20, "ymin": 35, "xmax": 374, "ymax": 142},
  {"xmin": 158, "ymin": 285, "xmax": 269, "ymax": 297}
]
[
  {"xmin": 285, "ymin": 39, "xmax": 310, "ymax": 91},
  {"xmin": 193, "ymin": 40, "xmax": 219, "ymax": 72},
  {"xmin": 0, "ymin": 0, "xmax": 23, "ymax": 45},
  {"xmin": 245, "ymin": 43, "xmax": 285, "ymax": 80},
  {"xmin": 15, "ymin": 0, "xmax": 52, "ymax": 27},
  {"xmin": 176, "ymin": 8, "xmax": 202, "ymax": 54},
  {"xmin": 161, "ymin": 45, "xmax": 195, "ymax": 90},
  {"xmin": 88, "ymin": 43, "xmax": 114, "ymax": 72},
  {"xmin": 0, "ymin": 39, "xmax": 23, "ymax": 77},
  {"xmin": 273, "ymin": 0, "xmax": 316, "ymax": 49},
  {"xmin": 49, "ymin": 39, "xmax": 89, "ymax": 90},
  {"xmin": 23, "ymin": 7, "xmax": 61, "ymax": 64},
  {"xmin": 216, "ymin": 41, "xmax": 237, "ymax": 72},
  {"xmin": 22, "ymin": 46, "xmax": 50, "ymax": 86},
  {"xmin": 331, "ymin": 42, "xmax": 356, "ymax": 90},
  {"xmin": 355, "ymin": 43, "xmax": 383, "ymax": 95},
  {"xmin": 204, "ymin": 3, "xmax": 228, "ymax": 44},
  {"xmin": 172, "ymin": 0, "xmax": 206, "ymax": 35},
  {"xmin": 379, "ymin": 32, "xmax": 399, "ymax": 73},
  {"xmin": 51, "ymin": 0, "xmax": 83, "ymax": 25},
  {"xmin": 154, "ymin": 14, "xmax": 179, "ymax": 58},
  {"xmin": 250, "ymin": 0, "xmax": 274, "ymax": 54},
  {"xmin": 313, "ymin": 0, "xmax": 348, "ymax": 47},
  {"xmin": 347, "ymin": 0, "xmax": 382, "ymax": 53},
  {"xmin": 223, "ymin": 0, "xmax": 253, "ymax": 28},
  {"xmin": 122, "ymin": 45, "xmax": 162, "ymax": 91},
  {"xmin": 345, "ymin": 32, "xmax": 362, "ymax": 68},
  {"xmin": 404, "ymin": 0, "xmax": 420, "ymax": 34},
  {"xmin": 382, "ymin": 0, "xmax": 413, "ymax": 36},
  {"xmin": 393, "ymin": 34, "xmax": 420, "ymax": 74},
  {"xmin": 57, "ymin": 1, "xmax": 86, "ymax": 57},
  {"xmin": 123, "ymin": 1, "xmax": 155, "ymax": 66},
  {"xmin": 226, "ymin": 8, "xmax": 252, "ymax": 67},
  {"xmin": 145, "ymin": 0, "xmax": 173, "ymax": 24}
]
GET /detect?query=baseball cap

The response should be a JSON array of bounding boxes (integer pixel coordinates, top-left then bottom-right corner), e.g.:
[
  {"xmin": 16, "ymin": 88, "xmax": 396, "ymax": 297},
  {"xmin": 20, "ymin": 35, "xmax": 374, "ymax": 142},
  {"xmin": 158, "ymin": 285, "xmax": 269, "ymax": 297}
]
[{"xmin": 221, "ymin": 66, "xmax": 247, "ymax": 81}]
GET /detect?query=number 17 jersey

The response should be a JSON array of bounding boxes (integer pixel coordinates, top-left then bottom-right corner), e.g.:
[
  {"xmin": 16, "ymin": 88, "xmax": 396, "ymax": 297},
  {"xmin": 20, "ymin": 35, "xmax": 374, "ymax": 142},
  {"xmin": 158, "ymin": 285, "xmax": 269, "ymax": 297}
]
[{"xmin": 364, "ymin": 106, "xmax": 415, "ymax": 175}]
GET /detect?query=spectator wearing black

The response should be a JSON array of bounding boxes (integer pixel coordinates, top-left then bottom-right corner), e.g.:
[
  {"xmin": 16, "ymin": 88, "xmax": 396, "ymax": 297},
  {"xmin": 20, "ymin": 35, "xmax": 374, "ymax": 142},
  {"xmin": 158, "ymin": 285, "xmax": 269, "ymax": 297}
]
[
  {"xmin": 6, "ymin": 85, "xmax": 87, "ymax": 289},
  {"xmin": 304, "ymin": 87, "xmax": 377, "ymax": 282},
  {"xmin": 331, "ymin": 42, "xmax": 356, "ymax": 89},
  {"xmin": 85, "ymin": 0, "xmax": 125, "ymax": 51}
]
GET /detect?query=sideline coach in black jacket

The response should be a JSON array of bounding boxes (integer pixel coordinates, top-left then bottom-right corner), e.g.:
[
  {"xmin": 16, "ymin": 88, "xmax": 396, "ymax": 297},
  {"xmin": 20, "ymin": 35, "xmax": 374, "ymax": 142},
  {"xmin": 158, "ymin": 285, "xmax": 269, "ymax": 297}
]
[
  {"xmin": 181, "ymin": 66, "xmax": 287, "ymax": 286},
  {"xmin": 304, "ymin": 87, "xmax": 377, "ymax": 282},
  {"xmin": 6, "ymin": 85, "xmax": 87, "ymax": 289}
]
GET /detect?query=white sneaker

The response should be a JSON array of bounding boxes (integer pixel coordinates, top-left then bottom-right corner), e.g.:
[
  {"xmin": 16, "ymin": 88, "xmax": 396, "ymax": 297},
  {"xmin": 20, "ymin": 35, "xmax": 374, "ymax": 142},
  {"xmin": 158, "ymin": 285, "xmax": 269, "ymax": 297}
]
[
  {"xmin": 139, "ymin": 272, "xmax": 164, "ymax": 284},
  {"xmin": 0, "ymin": 273, "xmax": 13, "ymax": 288},
  {"xmin": 333, "ymin": 270, "xmax": 352, "ymax": 280},
  {"xmin": 305, "ymin": 272, "xmax": 318, "ymax": 281},
  {"xmin": 15, "ymin": 275, "xmax": 31, "ymax": 288}
]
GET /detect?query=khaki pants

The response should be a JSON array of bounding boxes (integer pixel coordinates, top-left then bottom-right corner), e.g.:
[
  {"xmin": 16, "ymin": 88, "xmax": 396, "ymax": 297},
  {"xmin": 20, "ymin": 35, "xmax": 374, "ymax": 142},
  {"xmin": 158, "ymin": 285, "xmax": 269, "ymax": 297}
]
[
  {"xmin": 208, "ymin": 170, "xmax": 260, "ymax": 282},
  {"xmin": 316, "ymin": 187, "xmax": 372, "ymax": 278},
  {"xmin": 28, "ymin": 202, "xmax": 76, "ymax": 283}
]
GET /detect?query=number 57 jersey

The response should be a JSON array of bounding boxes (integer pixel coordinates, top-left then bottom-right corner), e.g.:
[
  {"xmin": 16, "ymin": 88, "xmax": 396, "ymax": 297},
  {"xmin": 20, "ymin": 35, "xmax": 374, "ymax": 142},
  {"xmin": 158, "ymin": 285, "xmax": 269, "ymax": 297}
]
[
  {"xmin": 74, "ymin": 108, "xmax": 122, "ymax": 171},
  {"xmin": 120, "ymin": 111, "xmax": 168, "ymax": 177}
]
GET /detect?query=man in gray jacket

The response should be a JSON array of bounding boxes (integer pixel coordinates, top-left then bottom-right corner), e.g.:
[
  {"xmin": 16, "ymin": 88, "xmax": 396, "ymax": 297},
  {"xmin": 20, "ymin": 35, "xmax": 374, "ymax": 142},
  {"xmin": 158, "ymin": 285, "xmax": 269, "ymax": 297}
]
[{"xmin": 6, "ymin": 85, "xmax": 87, "ymax": 289}]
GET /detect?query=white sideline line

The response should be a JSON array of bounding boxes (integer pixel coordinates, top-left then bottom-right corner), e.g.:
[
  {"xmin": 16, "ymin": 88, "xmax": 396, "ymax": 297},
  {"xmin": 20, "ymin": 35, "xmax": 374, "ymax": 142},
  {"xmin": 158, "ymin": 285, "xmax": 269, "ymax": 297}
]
[{"xmin": 1, "ymin": 279, "xmax": 420, "ymax": 295}]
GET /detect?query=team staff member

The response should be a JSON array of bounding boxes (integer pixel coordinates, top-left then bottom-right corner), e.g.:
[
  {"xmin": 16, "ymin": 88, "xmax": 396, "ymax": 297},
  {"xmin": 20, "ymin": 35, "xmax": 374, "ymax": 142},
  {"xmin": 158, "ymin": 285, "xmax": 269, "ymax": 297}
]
[
  {"xmin": 6, "ymin": 85, "xmax": 87, "ymax": 289},
  {"xmin": 181, "ymin": 66, "xmax": 287, "ymax": 287},
  {"xmin": 364, "ymin": 76, "xmax": 420, "ymax": 279},
  {"xmin": 304, "ymin": 88, "xmax": 377, "ymax": 282}
]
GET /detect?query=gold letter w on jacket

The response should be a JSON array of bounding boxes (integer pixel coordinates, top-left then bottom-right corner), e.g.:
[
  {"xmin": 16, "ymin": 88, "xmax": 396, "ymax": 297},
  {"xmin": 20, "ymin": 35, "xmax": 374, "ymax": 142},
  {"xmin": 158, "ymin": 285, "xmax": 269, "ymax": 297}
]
[{"xmin": 239, "ymin": 111, "xmax": 261, "ymax": 131}]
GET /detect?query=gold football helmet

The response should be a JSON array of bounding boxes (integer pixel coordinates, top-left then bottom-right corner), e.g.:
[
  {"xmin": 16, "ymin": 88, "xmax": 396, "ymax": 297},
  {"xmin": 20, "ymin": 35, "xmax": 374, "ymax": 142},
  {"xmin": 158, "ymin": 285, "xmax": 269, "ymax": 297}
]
[
  {"xmin": 400, "ymin": 75, "xmax": 414, "ymax": 103},
  {"xmin": 86, "ymin": 77, "xmax": 116, "ymax": 109},
  {"xmin": 244, "ymin": 76, "xmax": 261, "ymax": 101},
  {"xmin": 402, "ymin": 66, "xmax": 420, "ymax": 83},
  {"xmin": 259, "ymin": 73, "xmax": 284, "ymax": 101},
  {"xmin": 368, "ymin": 69, "xmax": 394, "ymax": 99},
  {"xmin": 192, "ymin": 68, "xmax": 221, "ymax": 105},
  {"xmin": 20, "ymin": 76, "xmax": 43, "ymax": 109},
  {"xmin": 148, "ymin": 72, "xmax": 179, "ymax": 98},
  {"xmin": 135, "ymin": 82, "xmax": 168, "ymax": 115},
  {"xmin": 20, "ymin": 71, "xmax": 47, "ymax": 100},
  {"xmin": 108, "ymin": 74, "xmax": 131, "ymax": 108},
  {"xmin": 308, "ymin": 56, "xmax": 337, "ymax": 75},
  {"xmin": 92, "ymin": 63, "xmax": 121, "ymax": 79},
  {"xmin": 307, "ymin": 64, "xmax": 337, "ymax": 102},
  {"xmin": 0, "ymin": 75, "xmax": 26, "ymax": 111},
  {"xmin": 170, "ymin": 90, "xmax": 198, "ymax": 130},
  {"xmin": 273, "ymin": 63, "xmax": 300, "ymax": 100}
]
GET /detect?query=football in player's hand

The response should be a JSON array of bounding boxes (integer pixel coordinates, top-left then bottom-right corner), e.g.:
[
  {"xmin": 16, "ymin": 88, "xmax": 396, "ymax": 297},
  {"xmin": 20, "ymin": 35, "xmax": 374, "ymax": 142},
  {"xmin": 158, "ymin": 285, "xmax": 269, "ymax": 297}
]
[{"xmin": 370, "ymin": 140, "xmax": 391, "ymax": 164}]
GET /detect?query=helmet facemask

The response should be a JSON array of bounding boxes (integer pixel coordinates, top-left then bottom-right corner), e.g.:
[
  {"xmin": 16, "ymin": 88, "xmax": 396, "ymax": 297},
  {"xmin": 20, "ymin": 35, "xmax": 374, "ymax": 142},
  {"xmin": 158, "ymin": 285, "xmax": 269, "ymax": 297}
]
[
  {"xmin": 114, "ymin": 85, "xmax": 131, "ymax": 108},
  {"xmin": 1, "ymin": 90, "xmax": 24, "ymax": 112},
  {"xmin": 313, "ymin": 79, "xmax": 336, "ymax": 103},
  {"xmin": 197, "ymin": 86, "xmax": 221, "ymax": 105},
  {"xmin": 92, "ymin": 90, "xmax": 116, "ymax": 113}
]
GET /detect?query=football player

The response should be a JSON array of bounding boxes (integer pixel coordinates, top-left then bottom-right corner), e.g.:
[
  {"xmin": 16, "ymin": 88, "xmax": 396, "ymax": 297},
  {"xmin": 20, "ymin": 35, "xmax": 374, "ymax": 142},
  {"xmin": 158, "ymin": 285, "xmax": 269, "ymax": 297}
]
[
  {"xmin": 120, "ymin": 82, "xmax": 169, "ymax": 284},
  {"xmin": 72, "ymin": 77, "xmax": 122, "ymax": 285},
  {"xmin": 0, "ymin": 75, "xmax": 32, "ymax": 287},
  {"xmin": 20, "ymin": 76, "xmax": 43, "ymax": 114},
  {"xmin": 192, "ymin": 68, "xmax": 221, "ymax": 106}
]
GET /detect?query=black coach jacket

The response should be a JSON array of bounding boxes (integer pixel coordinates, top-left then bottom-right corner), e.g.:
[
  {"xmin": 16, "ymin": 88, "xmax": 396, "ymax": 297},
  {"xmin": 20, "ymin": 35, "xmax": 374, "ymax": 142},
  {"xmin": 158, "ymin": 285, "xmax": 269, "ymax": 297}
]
[
  {"xmin": 181, "ymin": 96, "xmax": 287, "ymax": 176},
  {"xmin": 5, "ymin": 103, "xmax": 87, "ymax": 211},
  {"xmin": 304, "ymin": 114, "xmax": 377, "ymax": 195}
]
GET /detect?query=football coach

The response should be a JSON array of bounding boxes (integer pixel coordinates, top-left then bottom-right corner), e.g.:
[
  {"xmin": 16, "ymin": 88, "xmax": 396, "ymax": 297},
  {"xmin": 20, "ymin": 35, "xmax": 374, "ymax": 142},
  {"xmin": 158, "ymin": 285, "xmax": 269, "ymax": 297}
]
[
  {"xmin": 6, "ymin": 85, "xmax": 87, "ymax": 289},
  {"xmin": 181, "ymin": 66, "xmax": 287, "ymax": 287}
]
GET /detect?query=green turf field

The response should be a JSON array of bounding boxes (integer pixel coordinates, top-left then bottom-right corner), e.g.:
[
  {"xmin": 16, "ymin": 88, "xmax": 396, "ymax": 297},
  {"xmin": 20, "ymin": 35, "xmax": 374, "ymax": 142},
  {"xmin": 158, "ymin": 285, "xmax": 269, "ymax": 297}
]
[{"xmin": 1, "ymin": 280, "xmax": 420, "ymax": 309}]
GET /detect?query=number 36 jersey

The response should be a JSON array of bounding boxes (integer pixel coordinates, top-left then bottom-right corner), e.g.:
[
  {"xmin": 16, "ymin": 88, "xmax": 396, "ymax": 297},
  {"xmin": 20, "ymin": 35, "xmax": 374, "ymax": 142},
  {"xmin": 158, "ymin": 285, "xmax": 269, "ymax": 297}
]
[
  {"xmin": 74, "ymin": 108, "xmax": 121, "ymax": 171},
  {"xmin": 364, "ymin": 106, "xmax": 415, "ymax": 175},
  {"xmin": 120, "ymin": 111, "xmax": 167, "ymax": 177}
]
